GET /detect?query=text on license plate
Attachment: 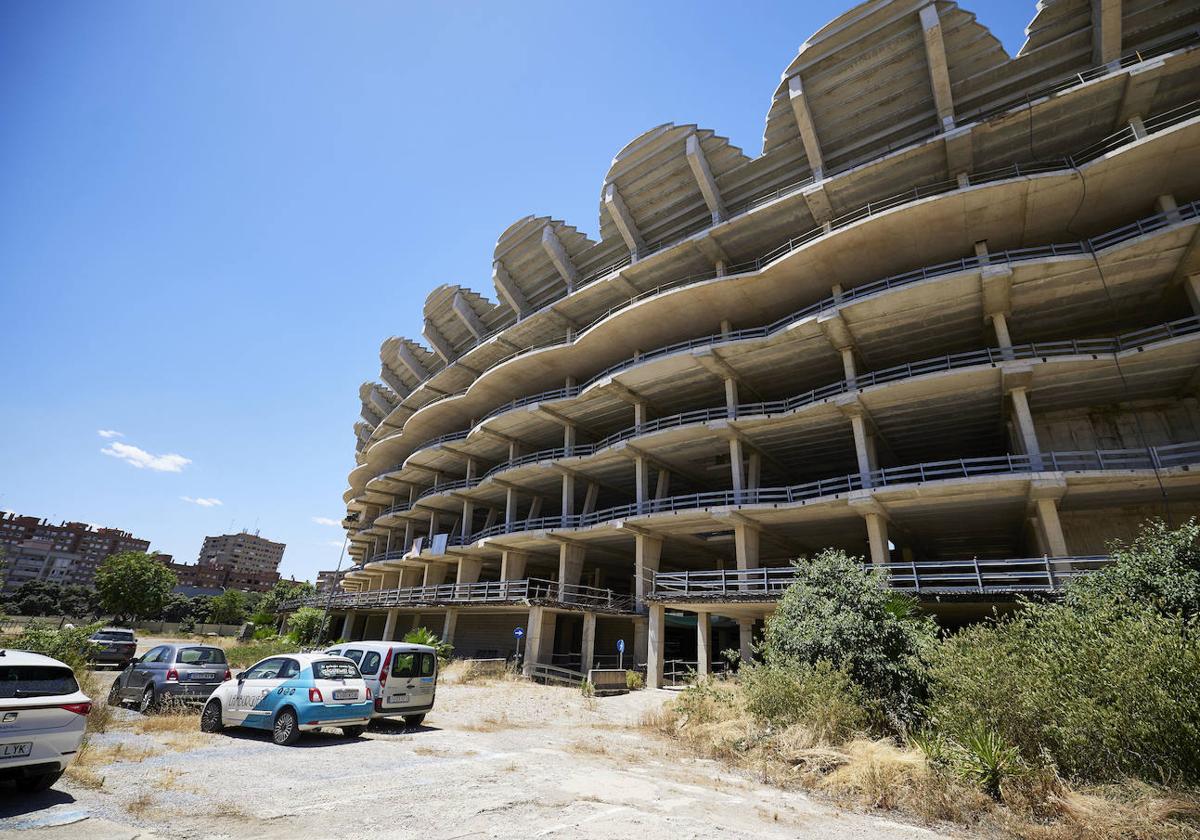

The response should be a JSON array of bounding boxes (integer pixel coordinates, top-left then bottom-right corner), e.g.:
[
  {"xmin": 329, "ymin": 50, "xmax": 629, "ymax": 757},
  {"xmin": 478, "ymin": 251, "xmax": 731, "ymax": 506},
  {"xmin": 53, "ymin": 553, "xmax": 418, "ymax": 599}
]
[
  {"xmin": 189, "ymin": 672, "xmax": 217, "ymax": 680},
  {"xmin": 332, "ymin": 689, "xmax": 357, "ymax": 700},
  {"xmin": 1, "ymin": 742, "xmax": 32, "ymax": 758}
]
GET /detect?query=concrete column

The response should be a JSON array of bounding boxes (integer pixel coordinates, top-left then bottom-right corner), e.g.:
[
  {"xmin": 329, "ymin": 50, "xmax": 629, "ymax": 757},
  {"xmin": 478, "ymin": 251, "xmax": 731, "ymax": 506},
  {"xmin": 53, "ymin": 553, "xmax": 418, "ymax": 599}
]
[
  {"xmin": 523, "ymin": 606, "xmax": 556, "ymax": 675},
  {"xmin": 340, "ymin": 611, "xmax": 355, "ymax": 641},
  {"xmin": 505, "ymin": 486, "xmax": 518, "ymax": 527},
  {"xmin": 423, "ymin": 563, "xmax": 448, "ymax": 587},
  {"xmin": 734, "ymin": 523, "xmax": 759, "ymax": 570},
  {"xmin": 1009, "ymin": 387, "xmax": 1042, "ymax": 467},
  {"xmin": 747, "ymin": 452, "xmax": 761, "ymax": 491},
  {"xmin": 990, "ymin": 312, "xmax": 1013, "ymax": 351},
  {"xmin": 456, "ymin": 557, "xmax": 482, "ymax": 585},
  {"xmin": 1184, "ymin": 275, "xmax": 1200, "ymax": 316},
  {"xmin": 849, "ymin": 413, "xmax": 873, "ymax": 487},
  {"xmin": 635, "ymin": 534, "xmax": 663, "ymax": 607},
  {"xmin": 633, "ymin": 615, "xmax": 648, "ymax": 663},
  {"xmin": 561, "ymin": 471, "xmax": 575, "ymax": 526},
  {"xmin": 635, "ymin": 456, "xmax": 649, "ymax": 512},
  {"xmin": 1036, "ymin": 499, "xmax": 1069, "ymax": 557},
  {"xmin": 403, "ymin": 519, "xmax": 414, "ymax": 552},
  {"xmin": 563, "ymin": 422, "xmax": 576, "ymax": 456},
  {"xmin": 558, "ymin": 543, "xmax": 584, "ymax": 600},
  {"xmin": 865, "ymin": 513, "xmax": 889, "ymax": 566},
  {"xmin": 581, "ymin": 611, "xmax": 597, "ymax": 673},
  {"xmin": 841, "ymin": 347, "xmax": 857, "ymax": 387},
  {"xmin": 738, "ymin": 619, "xmax": 754, "ymax": 663},
  {"xmin": 1156, "ymin": 194, "xmax": 1182, "ymax": 224},
  {"xmin": 696, "ymin": 611, "xmax": 711, "ymax": 677},
  {"xmin": 501, "ymin": 550, "xmax": 527, "ymax": 581},
  {"xmin": 728, "ymin": 437, "xmax": 745, "ymax": 497},
  {"xmin": 646, "ymin": 604, "xmax": 665, "ymax": 690},
  {"xmin": 382, "ymin": 609, "xmax": 399, "ymax": 642},
  {"xmin": 724, "ymin": 377, "xmax": 738, "ymax": 416},
  {"xmin": 633, "ymin": 401, "xmax": 647, "ymax": 431},
  {"xmin": 442, "ymin": 608, "xmax": 458, "ymax": 645}
]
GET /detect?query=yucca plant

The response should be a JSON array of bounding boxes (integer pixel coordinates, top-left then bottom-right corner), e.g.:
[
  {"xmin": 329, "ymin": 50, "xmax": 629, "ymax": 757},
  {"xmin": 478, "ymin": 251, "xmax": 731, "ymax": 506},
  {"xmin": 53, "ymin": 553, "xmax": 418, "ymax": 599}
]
[
  {"xmin": 950, "ymin": 726, "xmax": 1024, "ymax": 798},
  {"xmin": 403, "ymin": 626, "xmax": 454, "ymax": 663}
]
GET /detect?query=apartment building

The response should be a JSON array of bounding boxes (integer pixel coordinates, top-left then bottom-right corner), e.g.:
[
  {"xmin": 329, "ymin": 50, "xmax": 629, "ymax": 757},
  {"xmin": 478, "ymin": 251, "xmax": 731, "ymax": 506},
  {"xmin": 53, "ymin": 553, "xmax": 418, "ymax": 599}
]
[
  {"xmin": 299, "ymin": 0, "xmax": 1200, "ymax": 687},
  {"xmin": 0, "ymin": 513, "xmax": 152, "ymax": 591}
]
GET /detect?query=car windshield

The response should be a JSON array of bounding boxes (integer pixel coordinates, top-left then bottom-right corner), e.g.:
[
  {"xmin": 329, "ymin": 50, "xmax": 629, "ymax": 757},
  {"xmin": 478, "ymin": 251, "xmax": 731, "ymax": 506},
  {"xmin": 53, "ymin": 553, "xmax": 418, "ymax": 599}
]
[
  {"xmin": 92, "ymin": 631, "xmax": 134, "ymax": 641},
  {"xmin": 175, "ymin": 647, "xmax": 226, "ymax": 665},
  {"xmin": 313, "ymin": 660, "xmax": 360, "ymax": 680},
  {"xmin": 0, "ymin": 665, "xmax": 79, "ymax": 699}
]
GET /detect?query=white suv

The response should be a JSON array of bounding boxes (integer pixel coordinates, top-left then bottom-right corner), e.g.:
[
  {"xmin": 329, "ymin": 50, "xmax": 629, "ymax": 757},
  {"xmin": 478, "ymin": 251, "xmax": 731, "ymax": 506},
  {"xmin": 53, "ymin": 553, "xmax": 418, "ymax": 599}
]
[
  {"xmin": 324, "ymin": 642, "xmax": 437, "ymax": 726},
  {"xmin": 0, "ymin": 650, "xmax": 91, "ymax": 792}
]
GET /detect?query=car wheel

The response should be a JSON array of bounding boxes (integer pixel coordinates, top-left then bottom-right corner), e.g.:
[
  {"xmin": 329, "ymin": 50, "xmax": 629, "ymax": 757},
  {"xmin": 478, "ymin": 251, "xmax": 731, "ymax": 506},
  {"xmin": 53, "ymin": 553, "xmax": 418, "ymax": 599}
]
[
  {"xmin": 341, "ymin": 725, "xmax": 367, "ymax": 738},
  {"xmin": 200, "ymin": 699, "xmax": 224, "ymax": 733},
  {"xmin": 403, "ymin": 713, "xmax": 426, "ymax": 727},
  {"xmin": 273, "ymin": 708, "xmax": 301, "ymax": 746},
  {"xmin": 139, "ymin": 685, "xmax": 158, "ymax": 714},
  {"xmin": 15, "ymin": 770, "xmax": 63, "ymax": 793},
  {"xmin": 107, "ymin": 679, "xmax": 124, "ymax": 707}
]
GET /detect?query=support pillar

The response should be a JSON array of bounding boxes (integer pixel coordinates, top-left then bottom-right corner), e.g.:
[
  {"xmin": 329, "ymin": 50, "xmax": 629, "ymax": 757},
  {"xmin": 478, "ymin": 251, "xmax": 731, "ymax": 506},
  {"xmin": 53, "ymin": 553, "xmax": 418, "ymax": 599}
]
[
  {"xmin": 646, "ymin": 604, "xmax": 665, "ymax": 690},
  {"xmin": 1036, "ymin": 498, "xmax": 1069, "ymax": 557},
  {"xmin": 382, "ymin": 609, "xmax": 399, "ymax": 642},
  {"xmin": 505, "ymin": 486, "xmax": 517, "ymax": 527},
  {"xmin": 738, "ymin": 618, "xmax": 754, "ymax": 664},
  {"xmin": 696, "ymin": 611, "xmax": 711, "ymax": 677},
  {"xmin": 442, "ymin": 608, "xmax": 458, "ymax": 645},
  {"xmin": 734, "ymin": 522, "xmax": 759, "ymax": 570},
  {"xmin": 340, "ymin": 611, "xmax": 355, "ymax": 642},
  {"xmin": 634, "ymin": 456, "xmax": 648, "ymax": 513},
  {"xmin": 456, "ymin": 556, "xmax": 482, "ymax": 585},
  {"xmin": 581, "ymin": 611, "xmax": 596, "ymax": 673},
  {"xmin": 1009, "ymin": 387, "xmax": 1042, "ymax": 468},
  {"xmin": 423, "ymin": 563, "xmax": 448, "ymax": 587},
  {"xmin": 635, "ymin": 533, "xmax": 663, "ymax": 607},
  {"xmin": 501, "ymin": 550, "xmax": 527, "ymax": 581},
  {"xmin": 865, "ymin": 513, "xmax": 890, "ymax": 566},
  {"xmin": 561, "ymin": 470, "xmax": 575, "ymax": 526},
  {"xmin": 1185, "ymin": 274, "xmax": 1200, "ymax": 316},
  {"xmin": 848, "ymin": 412, "xmax": 872, "ymax": 486},
  {"xmin": 558, "ymin": 543, "xmax": 584, "ymax": 600},
  {"xmin": 633, "ymin": 615, "xmax": 648, "ymax": 664},
  {"xmin": 728, "ymin": 437, "xmax": 745, "ymax": 499}
]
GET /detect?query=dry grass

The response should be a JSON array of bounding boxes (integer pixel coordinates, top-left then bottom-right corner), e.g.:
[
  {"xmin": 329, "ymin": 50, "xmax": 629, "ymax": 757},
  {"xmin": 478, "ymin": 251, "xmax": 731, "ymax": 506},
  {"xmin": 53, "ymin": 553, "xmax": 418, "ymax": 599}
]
[
  {"xmin": 442, "ymin": 659, "xmax": 520, "ymax": 685},
  {"xmin": 153, "ymin": 768, "xmax": 190, "ymax": 792},
  {"xmin": 125, "ymin": 792, "xmax": 156, "ymax": 818},
  {"xmin": 461, "ymin": 711, "xmax": 530, "ymax": 732},
  {"xmin": 64, "ymin": 761, "xmax": 106, "ymax": 789},
  {"xmin": 75, "ymin": 741, "xmax": 161, "ymax": 766},
  {"xmin": 647, "ymin": 678, "xmax": 1200, "ymax": 840}
]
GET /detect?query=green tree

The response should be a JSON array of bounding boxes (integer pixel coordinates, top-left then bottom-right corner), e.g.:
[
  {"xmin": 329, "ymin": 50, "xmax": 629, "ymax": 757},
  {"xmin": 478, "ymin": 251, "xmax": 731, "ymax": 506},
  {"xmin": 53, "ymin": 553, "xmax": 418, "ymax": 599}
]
[
  {"xmin": 761, "ymin": 548, "xmax": 935, "ymax": 726},
  {"xmin": 404, "ymin": 626, "xmax": 453, "ymax": 663},
  {"xmin": 94, "ymin": 552, "xmax": 177, "ymax": 621},
  {"xmin": 58, "ymin": 584, "xmax": 100, "ymax": 617},
  {"xmin": 259, "ymin": 580, "xmax": 315, "ymax": 618},
  {"xmin": 160, "ymin": 593, "xmax": 195, "ymax": 622},
  {"xmin": 206, "ymin": 589, "xmax": 247, "ymax": 625},
  {"xmin": 12, "ymin": 581, "xmax": 62, "ymax": 617},
  {"xmin": 286, "ymin": 607, "xmax": 324, "ymax": 645}
]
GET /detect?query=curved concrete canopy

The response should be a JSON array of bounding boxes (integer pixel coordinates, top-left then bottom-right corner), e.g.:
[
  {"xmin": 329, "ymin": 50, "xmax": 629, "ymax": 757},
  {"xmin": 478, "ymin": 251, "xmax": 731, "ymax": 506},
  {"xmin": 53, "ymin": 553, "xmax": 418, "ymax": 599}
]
[{"xmin": 491, "ymin": 215, "xmax": 597, "ymax": 312}]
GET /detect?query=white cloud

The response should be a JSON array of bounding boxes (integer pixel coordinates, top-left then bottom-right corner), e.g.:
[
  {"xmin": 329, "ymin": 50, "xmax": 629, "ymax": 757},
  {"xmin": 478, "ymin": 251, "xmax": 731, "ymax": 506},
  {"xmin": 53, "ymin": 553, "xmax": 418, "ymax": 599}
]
[
  {"xmin": 181, "ymin": 496, "xmax": 223, "ymax": 508},
  {"xmin": 97, "ymin": 429, "xmax": 124, "ymax": 439},
  {"xmin": 326, "ymin": 540, "xmax": 347, "ymax": 549},
  {"xmin": 101, "ymin": 442, "xmax": 191, "ymax": 473},
  {"xmin": 312, "ymin": 516, "xmax": 341, "ymax": 527}
]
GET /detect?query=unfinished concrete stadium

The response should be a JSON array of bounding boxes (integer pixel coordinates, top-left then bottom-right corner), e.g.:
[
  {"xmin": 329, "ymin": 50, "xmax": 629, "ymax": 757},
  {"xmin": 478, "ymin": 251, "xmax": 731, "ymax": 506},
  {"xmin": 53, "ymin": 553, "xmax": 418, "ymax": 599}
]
[{"xmin": 302, "ymin": 0, "xmax": 1200, "ymax": 688}]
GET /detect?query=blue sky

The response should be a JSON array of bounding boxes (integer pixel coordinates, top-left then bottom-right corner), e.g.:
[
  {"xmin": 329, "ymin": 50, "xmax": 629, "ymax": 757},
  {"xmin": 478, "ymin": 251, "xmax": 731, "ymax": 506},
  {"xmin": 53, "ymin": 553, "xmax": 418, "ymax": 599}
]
[{"xmin": 0, "ymin": 1, "xmax": 1031, "ymax": 584}]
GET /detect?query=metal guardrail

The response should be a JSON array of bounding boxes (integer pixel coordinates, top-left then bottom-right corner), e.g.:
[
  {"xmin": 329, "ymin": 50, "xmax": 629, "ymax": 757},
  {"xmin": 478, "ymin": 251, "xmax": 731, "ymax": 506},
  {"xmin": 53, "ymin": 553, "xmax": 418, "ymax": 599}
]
[
  {"xmin": 445, "ymin": 441, "xmax": 1200, "ymax": 545},
  {"xmin": 361, "ymin": 313, "xmax": 1200, "ymax": 525},
  {"xmin": 359, "ymin": 195, "xmax": 1200, "ymax": 497},
  {"xmin": 650, "ymin": 556, "xmax": 1114, "ymax": 599},
  {"xmin": 287, "ymin": 577, "xmax": 634, "ymax": 613}
]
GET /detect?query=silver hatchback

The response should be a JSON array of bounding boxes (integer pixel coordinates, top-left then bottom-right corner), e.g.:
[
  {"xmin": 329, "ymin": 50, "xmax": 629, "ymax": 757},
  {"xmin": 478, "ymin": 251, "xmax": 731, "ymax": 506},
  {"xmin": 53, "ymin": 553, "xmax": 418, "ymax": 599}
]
[{"xmin": 108, "ymin": 643, "xmax": 231, "ymax": 713}]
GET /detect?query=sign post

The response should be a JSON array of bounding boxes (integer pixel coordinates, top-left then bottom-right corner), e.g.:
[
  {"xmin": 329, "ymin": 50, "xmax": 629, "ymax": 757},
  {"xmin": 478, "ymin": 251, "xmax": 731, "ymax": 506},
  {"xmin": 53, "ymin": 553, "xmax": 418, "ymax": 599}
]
[
  {"xmin": 617, "ymin": 638, "xmax": 625, "ymax": 671},
  {"xmin": 514, "ymin": 626, "xmax": 525, "ymax": 666}
]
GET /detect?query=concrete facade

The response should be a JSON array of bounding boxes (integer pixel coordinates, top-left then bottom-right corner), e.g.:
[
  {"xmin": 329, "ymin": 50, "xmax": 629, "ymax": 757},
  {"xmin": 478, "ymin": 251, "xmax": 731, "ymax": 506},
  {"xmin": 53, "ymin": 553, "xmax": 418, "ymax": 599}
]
[
  {"xmin": 0, "ymin": 513, "xmax": 153, "ymax": 592},
  {"xmin": 322, "ymin": 1, "xmax": 1200, "ymax": 685}
]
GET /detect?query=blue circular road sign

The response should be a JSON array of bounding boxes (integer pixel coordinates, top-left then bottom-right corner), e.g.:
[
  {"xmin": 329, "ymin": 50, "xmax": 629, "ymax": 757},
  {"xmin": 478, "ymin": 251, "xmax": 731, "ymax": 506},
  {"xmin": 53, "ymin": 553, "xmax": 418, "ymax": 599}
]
[
  {"xmin": 514, "ymin": 627, "xmax": 525, "ymax": 638},
  {"xmin": 616, "ymin": 639, "xmax": 625, "ymax": 653}
]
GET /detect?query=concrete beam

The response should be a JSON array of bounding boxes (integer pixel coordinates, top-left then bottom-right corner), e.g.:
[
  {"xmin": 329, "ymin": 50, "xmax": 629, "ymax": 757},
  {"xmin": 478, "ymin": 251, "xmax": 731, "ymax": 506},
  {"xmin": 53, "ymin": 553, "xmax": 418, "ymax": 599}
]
[
  {"xmin": 379, "ymin": 367, "xmax": 411, "ymax": 399},
  {"xmin": 693, "ymin": 348, "xmax": 742, "ymax": 385},
  {"xmin": 919, "ymin": 4, "xmax": 955, "ymax": 128},
  {"xmin": 1116, "ymin": 61, "xmax": 1163, "ymax": 126},
  {"xmin": 693, "ymin": 235, "xmax": 730, "ymax": 275},
  {"xmin": 396, "ymin": 342, "xmax": 430, "ymax": 381},
  {"xmin": 685, "ymin": 133, "xmax": 726, "ymax": 223},
  {"xmin": 801, "ymin": 182, "xmax": 834, "ymax": 226},
  {"xmin": 943, "ymin": 125, "xmax": 973, "ymax": 175},
  {"xmin": 452, "ymin": 290, "xmax": 488, "ymax": 341},
  {"xmin": 541, "ymin": 225, "xmax": 579, "ymax": 293},
  {"xmin": 1092, "ymin": 0, "xmax": 1122, "ymax": 66},
  {"xmin": 980, "ymin": 265, "xmax": 1014, "ymax": 318},
  {"xmin": 422, "ymin": 319, "xmax": 457, "ymax": 364},
  {"xmin": 787, "ymin": 75, "xmax": 825, "ymax": 179},
  {"xmin": 493, "ymin": 260, "xmax": 532, "ymax": 318},
  {"xmin": 604, "ymin": 183, "xmax": 645, "ymax": 258},
  {"xmin": 368, "ymin": 388, "xmax": 393, "ymax": 418}
]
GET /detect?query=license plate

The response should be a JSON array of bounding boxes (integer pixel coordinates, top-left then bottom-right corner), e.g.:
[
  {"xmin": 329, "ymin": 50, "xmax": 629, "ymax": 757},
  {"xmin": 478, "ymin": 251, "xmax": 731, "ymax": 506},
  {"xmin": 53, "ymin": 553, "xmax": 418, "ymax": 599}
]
[
  {"xmin": 332, "ymin": 689, "xmax": 357, "ymax": 700},
  {"xmin": 189, "ymin": 672, "xmax": 217, "ymax": 680},
  {"xmin": 1, "ymin": 742, "xmax": 32, "ymax": 759}
]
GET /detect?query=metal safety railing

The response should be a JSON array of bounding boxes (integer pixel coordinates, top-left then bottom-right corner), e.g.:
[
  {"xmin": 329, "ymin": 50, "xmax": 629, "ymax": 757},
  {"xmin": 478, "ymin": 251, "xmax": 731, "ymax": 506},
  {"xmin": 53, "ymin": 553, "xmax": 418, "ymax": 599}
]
[
  {"xmin": 650, "ymin": 555, "xmax": 1114, "ymax": 599},
  {"xmin": 287, "ymin": 577, "xmax": 635, "ymax": 613}
]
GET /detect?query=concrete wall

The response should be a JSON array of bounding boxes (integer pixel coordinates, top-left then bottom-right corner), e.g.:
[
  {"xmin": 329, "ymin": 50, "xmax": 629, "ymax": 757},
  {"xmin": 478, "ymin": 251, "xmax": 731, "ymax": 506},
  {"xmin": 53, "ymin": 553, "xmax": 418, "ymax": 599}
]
[
  {"xmin": 452, "ymin": 612, "xmax": 524, "ymax": 658},
  {"xmin": 1060, "ymin": 502, "xmax": 1200, "ymax": 555},
  {"xmin": 1036, "ymin": 399, "xmax": 1200, "ymax": 452}
]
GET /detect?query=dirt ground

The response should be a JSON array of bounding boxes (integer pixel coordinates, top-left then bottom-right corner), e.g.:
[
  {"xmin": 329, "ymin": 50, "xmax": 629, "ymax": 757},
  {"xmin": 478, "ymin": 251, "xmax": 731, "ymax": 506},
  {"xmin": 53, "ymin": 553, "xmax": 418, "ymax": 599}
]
[{"xmin": 0, "ymin": 657, "xmax": 959, "ymax": 839}]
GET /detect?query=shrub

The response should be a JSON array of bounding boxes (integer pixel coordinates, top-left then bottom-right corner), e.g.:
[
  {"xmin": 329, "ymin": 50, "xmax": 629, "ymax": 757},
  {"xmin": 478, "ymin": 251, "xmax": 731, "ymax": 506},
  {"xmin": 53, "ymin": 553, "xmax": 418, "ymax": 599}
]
[
  {"xmin": 927, "ymin": 600, "xmax": 1200, "ymax": 784},
  {"xmin": 225, "ymin": 638, "xmax": 301, "ymax": 669},
  {"xmin": 12, "ymin": 622, "xmax": 101, "ymax": 673},
  {"xmin": 625, "ymin": 670, "xmax": 644, "ymax": 691},
  {"xmin": 285, "ymin": 607, "xmax": 324, "ymax": 645},
  {"xmin": 742, "ymin": 660, "xmax": 876, "ymax": 744},
  {"xmin": 762, "ymin": 549, "xmax": 936, "ymax": 727},
  {"xmin": 404, "ymin": 626, "xmax": 453, "ymax": 662}
]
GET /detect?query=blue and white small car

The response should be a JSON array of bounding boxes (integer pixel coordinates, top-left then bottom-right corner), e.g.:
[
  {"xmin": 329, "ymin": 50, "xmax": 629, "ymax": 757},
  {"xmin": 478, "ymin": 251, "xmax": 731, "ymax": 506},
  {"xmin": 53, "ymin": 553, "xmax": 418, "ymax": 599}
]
[{"xmin": 200, "ymin": 653, "xmax": 372, "ymax": 745}]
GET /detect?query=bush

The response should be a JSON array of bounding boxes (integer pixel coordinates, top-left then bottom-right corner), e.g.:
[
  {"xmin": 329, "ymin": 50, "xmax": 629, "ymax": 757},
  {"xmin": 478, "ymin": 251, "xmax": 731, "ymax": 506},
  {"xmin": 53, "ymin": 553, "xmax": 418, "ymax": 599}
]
[
  {"xmin": 404, "ymin": 626, "xmax": 453, "ymax": 662},
  {"xmin": 928, "ymin": 600, "xmax": 1200, "ymax": 784},
  {"xmin": 12, "ymin": 623, "xmax": 101, "ymax": 672},
  {"xmin": 742, "ymin": 660, "xmax": 876, "ymax": 744},
  {"xmin": 762, "ymin": 549, "xmax": 935, "ymax": 727},
  {"xmin": 285, "ymin": 607, "xmax": 324, "ymax": 645},
  {"xmin": 625, "ymin": 670, "xmax": 644, "ymax": 691},
  {"xmin": 225, "ymin": 638, "xmax": 301, "ymax": 669}
]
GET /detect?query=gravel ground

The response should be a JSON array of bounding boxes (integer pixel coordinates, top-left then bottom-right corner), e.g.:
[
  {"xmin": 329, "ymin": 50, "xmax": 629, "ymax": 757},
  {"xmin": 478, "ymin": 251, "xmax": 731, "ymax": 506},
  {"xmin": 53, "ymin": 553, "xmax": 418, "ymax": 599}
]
[{"xmin": 0, "ymin": 668, "xmax": 959, "ymax": 839}]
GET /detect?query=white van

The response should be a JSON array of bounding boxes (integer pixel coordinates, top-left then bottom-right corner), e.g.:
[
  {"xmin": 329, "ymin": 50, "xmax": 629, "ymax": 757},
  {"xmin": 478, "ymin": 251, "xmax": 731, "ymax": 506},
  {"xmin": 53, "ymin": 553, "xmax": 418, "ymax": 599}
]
[{"xmin": 323, "ymin": 642, "xmax": 437, "ymax": 726}]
